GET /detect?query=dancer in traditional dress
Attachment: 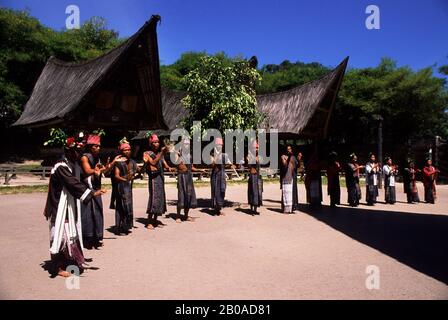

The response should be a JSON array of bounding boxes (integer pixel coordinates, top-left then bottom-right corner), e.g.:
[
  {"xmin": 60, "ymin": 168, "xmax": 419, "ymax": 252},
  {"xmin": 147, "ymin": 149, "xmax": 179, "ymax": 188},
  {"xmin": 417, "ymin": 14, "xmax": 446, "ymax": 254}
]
[
  {"xmin": 172, "ymin": 137, "xmax": 205, "ymax": 222},
  {"xmin": 422, "ymin": 159, "xmax": 439, "ymax": 204},
  {"xmin": 114, "ymin": 141, "xmax": 141, "ymax": 235},
  {"xmin": 79, "ymin": 134, "xmax": 118, "ymax": 248},
  {"xmin": 43, "ymin": 137, "xmax": 105, "ymax": 277},
  {"xmin": 403, "ymin": 160, "xmax": 420, "ymax": 203},
  {"xmin": 327, "ymin": 151, "xmax": 341, "ymax": 208},
  {"xmin": 144, "ymin": 134, "xmax": 174, "ymax": 229},
  {"xmin": 280, "ymin": 145, "xmax": 299, "ymax": 213},
  {"xmin": 345, "ymin": 154, "xmax": 363, "ymax": 207},
  {"xmin": 210, "ymin": 137, "xmax": 234, "ymax": 216},
  {"xmin": 383, "ymin": 157, "xmax": 398, "ymax": 204},
  {"xmin": 365, "ymin": 153, "xmax": 380, "ymax": 206},
  {"xmin": 247, "ymin": 140, "xmax": 263, "ymax": 215}
]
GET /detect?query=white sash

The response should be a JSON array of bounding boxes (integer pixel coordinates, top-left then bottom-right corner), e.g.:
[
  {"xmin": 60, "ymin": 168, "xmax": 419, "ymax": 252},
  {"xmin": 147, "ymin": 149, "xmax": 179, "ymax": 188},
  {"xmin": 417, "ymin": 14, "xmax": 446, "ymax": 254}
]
[{"xmin": 49, "ymin": 162, "xmax": 84, "ymax": 255}]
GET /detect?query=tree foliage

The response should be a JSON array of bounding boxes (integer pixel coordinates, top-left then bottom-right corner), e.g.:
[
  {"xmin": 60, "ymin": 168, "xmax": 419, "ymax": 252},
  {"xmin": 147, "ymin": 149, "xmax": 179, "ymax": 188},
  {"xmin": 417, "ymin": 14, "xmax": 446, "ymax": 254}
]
[
  {"xmin": 181, "ymin": 54, "xmax": 263, "ymax": 134},
  {"xmin": 440, "ymin": 65, "xmax": 448, "ymax": 76},
  {"xmin": 256, "ymin": 60, "xmax": 329, "ymax": 94},
  {"xmin": 330, "ymin": 58, "xmax": 448, "ymax": 151}
]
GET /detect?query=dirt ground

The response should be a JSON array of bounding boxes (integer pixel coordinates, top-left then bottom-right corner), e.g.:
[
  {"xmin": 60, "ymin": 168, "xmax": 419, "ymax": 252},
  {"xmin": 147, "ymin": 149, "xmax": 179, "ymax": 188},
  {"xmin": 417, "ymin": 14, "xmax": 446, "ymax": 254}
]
[{"xmin": 0, "ymin": 182, "xmax": 447, "ymax": 300}]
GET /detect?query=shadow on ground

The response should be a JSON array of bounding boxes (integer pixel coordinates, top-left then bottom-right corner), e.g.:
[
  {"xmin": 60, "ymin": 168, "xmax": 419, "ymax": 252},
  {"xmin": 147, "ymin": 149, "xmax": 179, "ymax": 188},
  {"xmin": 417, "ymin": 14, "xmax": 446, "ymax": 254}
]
[
  {"xmin": 167, "ymin": 198, "xmax": 238, "ymax": 208},
  {"xmin": 297, "ymin": 203, "xmax": 448, "ymax": 285}
]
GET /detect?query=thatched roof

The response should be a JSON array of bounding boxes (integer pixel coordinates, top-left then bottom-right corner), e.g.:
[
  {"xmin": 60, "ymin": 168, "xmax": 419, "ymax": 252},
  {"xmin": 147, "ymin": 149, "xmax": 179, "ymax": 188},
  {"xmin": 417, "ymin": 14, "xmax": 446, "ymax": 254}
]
[
  {"xmin": 258, "ymin": 57, "xmax": 348, "ymax": 138},
  {"xmin": 133, "ymin": 87, "xmax": 187, "ymax": 139},
  {"xmin": 134, "ymin": 57, "xmax": 349, "ymax": 140},
  {"xmin": 13, "ymin": 15, "xmax": 167, "ymax": 130}
]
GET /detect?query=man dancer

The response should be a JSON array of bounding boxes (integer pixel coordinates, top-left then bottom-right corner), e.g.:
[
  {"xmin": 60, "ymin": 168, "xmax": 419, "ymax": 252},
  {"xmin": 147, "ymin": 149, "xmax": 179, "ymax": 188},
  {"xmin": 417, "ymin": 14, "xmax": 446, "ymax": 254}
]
[
  {"xmin": 403, "ymin": 160, "xmax": 420, "ymax": 203},
  {"xmin": 210, "ymin": 137, "xmax": 234, "ymax": 216},
  {"xmin": 422, "ymin": 158, "xmax": 439, "ymax": 204},
  {"xmin": 172, "ymin": 137, "xmax": 205, "ymax": 222},
  {"xmin": 144, "ymin": 134, "xmax": 174, "ymax": 229},
  {"xmin": 114, "ymin": 141, "xmax": 139, "ymax": 235},
  {"xmin": 79, "ymin": 134, "xmax": 116, "ymax": 249},
  {"xmin": 247, "ymin": 139, "xmax": 263, "ymax": 215},
  {"xmin": 383, "ymin": 157, "xmax": 398, "ymax": 204},
  {"xmin": 327, "ymin": 151, "xmax": 341, "ymax": 208},
  {"xmin": 43, "ymin": 137, "xmax": 105, "ymax": 277},
  {"xmin": 365, "ymin": 153, "xmax": 380, "ymax": 206},
  {"xmin": 280, "ymin": 145, "xmax": 299, "ymax": 213},
  {"xmin": 345, "ymin": 154, "xmax": 363, "ymax": 207}
]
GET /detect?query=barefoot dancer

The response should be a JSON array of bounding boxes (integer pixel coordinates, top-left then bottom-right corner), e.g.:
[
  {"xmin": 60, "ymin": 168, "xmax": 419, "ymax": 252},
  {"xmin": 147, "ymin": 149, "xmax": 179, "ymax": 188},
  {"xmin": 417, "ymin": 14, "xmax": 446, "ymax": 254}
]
[
  {"xmin": 144, "ymin": 134, "xmax": 174, "ymax": 229},
  {"xmin": 403, "ymin": 160, "xmax": 420, "ymax": 203},
  {"xmin": 210, "ymin": 137, "xmax": 234, "ymax": 216},
  {"xmin": 327, "ymin": 151, "xmax": 341, "ymax": 208},
  {"xmin": 365, "ymin": 153, "xmax": 380, "ymax": 206},
  {"xmin": 383, "ymin": 157, "xmax": 398, "ymax": 204},
  {"xmin": 173, "ymin": 137, "xmax": 205, "ymax": 222},
  {"xmin": 79, "ymin": 134, "xmax": 119, "ymax": 249},
  {"xmin": 280, "ymin": 145, "xmax": 299, "ymax": 213},
  {"xmin": 345, "ymin": 154, "xmax": 363, "ymax": 207},
  {"xmin": 43, "ymin": 137, "xmax": 105, "ymax": 277},
  {"xmin": 114, "ymin": 141, "xmax": 140, "ymax": 235},
  {"xmin": 422, "ymin": 158, "xmax": 439, "ymax": 204},
  {"xmin": 247, "ymin": 140, "xmax": 263, "ymax": 215}
]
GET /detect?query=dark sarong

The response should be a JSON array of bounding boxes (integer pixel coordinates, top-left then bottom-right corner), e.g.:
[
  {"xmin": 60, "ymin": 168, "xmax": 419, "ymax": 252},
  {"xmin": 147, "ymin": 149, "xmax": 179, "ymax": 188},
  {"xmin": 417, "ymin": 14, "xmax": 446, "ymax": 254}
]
[
  {"xmin": 80, "ymin": 153, "xmax": 103, "ymax": 241},
  {"xmin": 177, "ymin": 169, "xmax": 197, "ymax": 210},
  {"xmin": 366, "ymin": 185, "xmax": 379, "ymax": 205},
  {"xmin": 306, "ymin": 176, "xmax": 322, "ymax": 206},
  {"xmin": 385, "ymin": 186, "xmax": 396, "ymax": 204},
  {"xmin": 424, "ymin": 184, "xmax": 436, "ymax": 204},
  {"xmin": 115, "ymin": 160, "xmax": 136, "ymax": 232},
  {"xmin": 211, "ymin": 167, "xmax": 226, "ymax": 209},
  {"xmin": 146, "ymin": 151, "xmax": 167, "ymax": 215},
  {"xmin": 211, "ymin": 154, "xmax": 227, "ymax": 209},
  {"xmin": 248, "ymin": 172, "xmax": 263, "ymax": 207},
  {"xmin": 348, "ymin": 184, "xmax": 361, "ymax": 206},
  {"xmin": 403, "ymin": 169, "xmax": 419, "ymax": 203},
  {"xmin": 327, "ymin": 164, "xmax": 341, "ymax": 206},
  {"xmin": 147, "ymin": 172, "xmax": 167, "ymax": 214},
  {"xmin": 345, "ymin": 163, "xmax": 361, "ymax": 206},
  {"xmin": 81, "ymin": 196, "xmax": 104, "ymax": 239}
]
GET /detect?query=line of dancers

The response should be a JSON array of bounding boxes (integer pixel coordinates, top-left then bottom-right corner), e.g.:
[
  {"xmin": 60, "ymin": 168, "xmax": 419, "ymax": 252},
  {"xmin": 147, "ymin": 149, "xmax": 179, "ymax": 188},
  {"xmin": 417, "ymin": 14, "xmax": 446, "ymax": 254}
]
[{"xmin": 43, "ymin": 135, "xmax": 440, "ymax": 277}]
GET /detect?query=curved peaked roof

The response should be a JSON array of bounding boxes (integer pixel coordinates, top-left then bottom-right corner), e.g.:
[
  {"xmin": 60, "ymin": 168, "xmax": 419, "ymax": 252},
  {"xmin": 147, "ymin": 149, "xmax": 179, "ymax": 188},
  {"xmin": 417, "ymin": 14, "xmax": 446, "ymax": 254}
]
[
  {"xmin": 258, "ymin": 57, "xmax": 348, "ymax": 138},
  {"xmin": 13, "ymin": 15, "xmax": 167, "ymax": 130},
  {"xmin": 134, "ymin": 56, "xmax": 349, "ymax": 140}
]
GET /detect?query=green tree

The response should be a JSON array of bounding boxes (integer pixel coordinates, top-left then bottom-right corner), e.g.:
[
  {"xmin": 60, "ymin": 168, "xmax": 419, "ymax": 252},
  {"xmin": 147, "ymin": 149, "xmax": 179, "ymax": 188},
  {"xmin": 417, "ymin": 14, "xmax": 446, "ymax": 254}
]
[
  {"xmin": 256, "ymin": 60, "xmax": 329, "ymax": 94},
  {"xmin": 440, "ymin": 65, "xmax": 448, "ymax": 76},
  {"xmin": 330, "ymin": 58, "xmax": 448, "ymax": 150},
  {"xmin": 161, "ymin": 51, "xmax": 216, "ymax": 91},
  {"xmin": 181, "ymin": 54, "xmax": 264, "ymax": 133}
]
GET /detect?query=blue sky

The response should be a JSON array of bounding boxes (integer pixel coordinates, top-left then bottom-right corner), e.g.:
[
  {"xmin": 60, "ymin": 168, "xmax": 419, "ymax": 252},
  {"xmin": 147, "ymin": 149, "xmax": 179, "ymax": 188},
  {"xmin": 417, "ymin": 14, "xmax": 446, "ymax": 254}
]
[{"xmin": 1, "ymin": 0, "xmax": 447, "ymax": 76}]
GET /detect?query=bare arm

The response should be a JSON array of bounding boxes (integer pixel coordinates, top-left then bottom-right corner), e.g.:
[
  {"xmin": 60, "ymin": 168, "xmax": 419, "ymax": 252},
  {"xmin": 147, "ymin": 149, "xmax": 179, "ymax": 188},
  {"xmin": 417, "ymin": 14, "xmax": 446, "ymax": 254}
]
[
  {"xmin": 80, "ymin": 156, "xmax": 96, "ymax": 176},
  {"xmin": 103, "ymin": 155, "xmax": 122, "ymax": 175},
  {"xmin": 114, "ymin": 166, "xmax": 127, "ymax": 182},
  {"xmin": 163, "ymin": 159, "xmax": 175, "ymax": 172}
]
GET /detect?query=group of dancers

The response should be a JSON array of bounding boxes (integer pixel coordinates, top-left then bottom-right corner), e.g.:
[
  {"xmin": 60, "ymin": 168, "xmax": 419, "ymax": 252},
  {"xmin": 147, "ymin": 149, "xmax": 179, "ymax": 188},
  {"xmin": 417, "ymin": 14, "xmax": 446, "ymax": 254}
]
[
  {"xmin": 43, "ymin": 134, "xmax": 440, "ymax": 278},
  {"xmin": 43, "ymin": 133, "xmax": 259, "ymax": 277},
  {"xmin": 279, "ymin": 146, "xmax": 439, "ymax": 212}
]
